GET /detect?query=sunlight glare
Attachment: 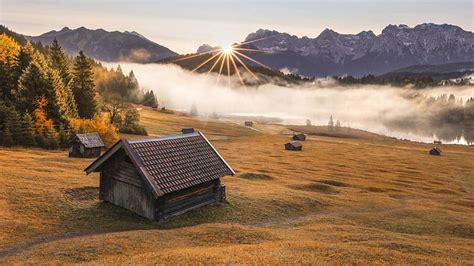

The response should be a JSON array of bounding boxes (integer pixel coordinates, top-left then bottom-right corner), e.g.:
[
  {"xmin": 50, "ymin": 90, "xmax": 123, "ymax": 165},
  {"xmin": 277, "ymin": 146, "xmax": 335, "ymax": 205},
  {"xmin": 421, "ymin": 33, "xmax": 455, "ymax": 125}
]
[{"xmin": 222, "ymin": 45, "xmax": 233, "ymax": 55}]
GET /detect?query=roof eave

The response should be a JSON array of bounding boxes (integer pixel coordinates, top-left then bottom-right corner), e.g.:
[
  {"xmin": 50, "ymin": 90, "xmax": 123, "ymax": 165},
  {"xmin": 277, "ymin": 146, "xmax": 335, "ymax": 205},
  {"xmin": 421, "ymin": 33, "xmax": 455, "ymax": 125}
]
[
  {"xmin": 122, "ymin": 139, "xmax": 165, "ymax": 197},
  {"xmin": 198, "ymin": 131, "xmax": 236, "ymax": 176},
  {"xmin": 84, "ymin": 139, "xmax": 123, "ymax": 174}
]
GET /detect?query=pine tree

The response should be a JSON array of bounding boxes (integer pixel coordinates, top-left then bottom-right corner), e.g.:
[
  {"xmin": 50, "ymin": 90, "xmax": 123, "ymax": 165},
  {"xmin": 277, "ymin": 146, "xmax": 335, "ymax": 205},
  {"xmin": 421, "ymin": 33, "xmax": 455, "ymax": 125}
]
[
  {"xmin": 335, "ymin": 120, "xmax": 341, "ymax": 131},
  {"xmin": 48, "ymin": 39, "xmax": 71, "ymax": 84},
  {"xmin": 19, "ymin": 112, "xmax": 36, "ymax": 146},
  {"xmin": 0, "ymin": 103, "xmax": 17, "ymax": 146},
  {"xmin": 8, "ymin": 108, "xmax": 22, "ymax": 144},
  {"xmin": 45, "ymin": 126, "xmax": 59, "ymax": 150},
  {"xmin": 48, "ymin": 39, "xmax": 78, "ymax": 119},
  {"xmin": 0, "ymin": 127, "xmax": 14, "ymax": 147},
  {"xmin": 17, "ymin": 61, "xmax": 50, "ymax": 113},
  {"xmin": 15, "ymin": 42, "xmax": 35, "ymax": 79},
  {"xmin": 328, "ymin": 115, "xmax": 334, "ymax": 132},
  {"xmin": 57, "ymin": 124, "xmax": 70, "ymax": 148},
  {"xmin": 71, "ymin": 51, "xmax": 98, "ymax": 118}
]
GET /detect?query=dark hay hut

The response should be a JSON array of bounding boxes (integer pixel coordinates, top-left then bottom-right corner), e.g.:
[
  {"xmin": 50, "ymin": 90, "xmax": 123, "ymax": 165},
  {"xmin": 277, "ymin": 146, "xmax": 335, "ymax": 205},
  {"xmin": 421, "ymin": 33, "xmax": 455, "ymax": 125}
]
[
  {"xmin": 429, "ymin": 147, "xmax": 442, "ymax": 156},
  {"xmin": 285, "ymin": 141, "xmax": 302, "ymax": 151},
  {"xmin": 292, "ymin": 133, "xmax": 306, "ymax": 141},
  {"xmin": 84, "ymin": 132, "xmax": 235, "ymax": 221},
  {"xmin": 69, "ymin": 133, "xmax": 105, "ymax": 158},
  {"xmin": 244, "ymin": 121, "xmax": 253, "ymax": 127},
  {"xmin": 181, "ymin": 128, "xmax": 195, "ymax": 134}
]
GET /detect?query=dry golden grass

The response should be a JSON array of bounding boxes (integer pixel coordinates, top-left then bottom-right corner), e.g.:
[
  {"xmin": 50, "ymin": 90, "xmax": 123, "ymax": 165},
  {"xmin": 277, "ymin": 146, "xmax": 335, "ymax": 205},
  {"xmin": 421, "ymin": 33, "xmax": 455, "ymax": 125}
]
[{"xmin": 1, "ymin": 108, "xmax": 473, "ymax": 264}]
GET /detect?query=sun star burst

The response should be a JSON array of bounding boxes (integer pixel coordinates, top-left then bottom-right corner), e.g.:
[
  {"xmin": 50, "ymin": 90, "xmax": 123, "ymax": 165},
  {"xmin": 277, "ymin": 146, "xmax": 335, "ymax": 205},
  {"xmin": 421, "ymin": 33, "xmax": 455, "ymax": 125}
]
[{"xmin": 175, "ymin": 36, "xmax": 277, "ymax": 86}]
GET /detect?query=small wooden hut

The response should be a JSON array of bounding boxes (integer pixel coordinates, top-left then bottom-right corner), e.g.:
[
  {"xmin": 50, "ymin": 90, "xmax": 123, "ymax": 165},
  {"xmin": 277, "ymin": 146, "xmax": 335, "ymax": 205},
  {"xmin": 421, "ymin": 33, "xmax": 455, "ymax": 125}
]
[
  {"xmin": 292, "ymin": 133, "xmax": 306, "ymax": 141},
  {"xmin": 285, "ymin": 141, "xmax": 302, "ymax": 151},
  {"xmin": 181, "ymin": 128, "xmax": 195, "ymax": 134},
  {"xmin": 69, "ymin": 133, "xmax": 105, "ymax": 158},
  {"xmin": 244, "ymin": 121, "xmax": 253, "ymax": 127},
  {"xmin": 429, "ymin": 147, "xmax": 442, "ymax": 156},
  {"xmin": 84, "ymin": 132, "xmax": 235, "ymax": 221}
]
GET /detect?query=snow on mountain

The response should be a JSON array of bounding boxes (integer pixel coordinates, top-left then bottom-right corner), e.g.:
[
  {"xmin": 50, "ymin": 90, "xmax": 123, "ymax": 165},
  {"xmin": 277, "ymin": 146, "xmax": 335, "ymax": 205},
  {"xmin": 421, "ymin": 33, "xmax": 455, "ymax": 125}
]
[{"xmin": 243, "ymin": 23, "xmax": 474, "ymax": 77}]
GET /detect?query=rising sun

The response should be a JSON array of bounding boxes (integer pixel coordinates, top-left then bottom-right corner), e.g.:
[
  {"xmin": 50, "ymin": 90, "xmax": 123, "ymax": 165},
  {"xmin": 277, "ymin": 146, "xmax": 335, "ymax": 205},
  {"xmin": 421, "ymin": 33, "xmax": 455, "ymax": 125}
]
[
  {"xmin": 222, "ymin": 45, "xmax": 234, "ymax": 55},
  {"xmin": 172, "ymin": 35, "xmax": 277, "ymax": 86}
]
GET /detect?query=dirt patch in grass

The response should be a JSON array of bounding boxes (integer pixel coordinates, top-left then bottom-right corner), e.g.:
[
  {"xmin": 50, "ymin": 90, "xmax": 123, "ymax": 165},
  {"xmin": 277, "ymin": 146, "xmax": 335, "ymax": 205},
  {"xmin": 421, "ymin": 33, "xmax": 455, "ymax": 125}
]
[
  {"xmin": 431, "ymin": 188, "xmax": 458, "ymax": 195},
  {"xmin": 318, "ymin": 179, "xmax": 351, "ymax": 187},
  {"xmin": 237, "ymin": 172, "xmax": 274, "ymax": 180},
  {"xmin": 380, "ymin": 242, "xmax": 435, "ymax": 255},
  {"xmin": 445, "ymin": 223, "xmax": 474, "ymax": 239},
  {"xmin": 365, "ymin": 187, "xmax": 386, "ymax": 193},
  {"xmin": 65, "ymin": 187, "xmax": 98, "ymax": 201},
  {"xmin": 291, "ymin": 183, "xmax": 339, "ymax": 194}
]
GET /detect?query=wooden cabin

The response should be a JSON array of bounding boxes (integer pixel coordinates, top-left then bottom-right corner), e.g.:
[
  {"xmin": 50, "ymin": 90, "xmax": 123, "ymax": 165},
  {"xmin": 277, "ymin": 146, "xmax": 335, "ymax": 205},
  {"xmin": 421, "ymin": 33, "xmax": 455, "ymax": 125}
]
[
  {"xmin": 292, "ymin": 133, "xmax": 306, "ymax": 141},
  {"xmin": 429, "ymin": 147, "xmax": 442, "ymax": 156},
  {"xmin": 285, "ymin": 141, "xmax": 302, "ymax": 151},
  {"xmin": 244, "ymin": 121, "xmax": 253, "ymax": 127},
  {"xmin": 181, "ymin": 128, "xmax": 195, "ymax": 134},
  {"xmin": 84, "ymin": 132, "xmax": 235, "ymax": 221},
  {"xmin": 69, "ymin": 133, "xmax": 105, "ymax": 158}
]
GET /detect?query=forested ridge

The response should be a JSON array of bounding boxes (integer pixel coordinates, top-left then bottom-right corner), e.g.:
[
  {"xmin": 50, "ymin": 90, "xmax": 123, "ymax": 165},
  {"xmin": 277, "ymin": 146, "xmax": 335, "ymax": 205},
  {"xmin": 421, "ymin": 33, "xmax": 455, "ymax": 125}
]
[{"xmin": 0, "ymin": 26, "xmax": 157, "ymax": 149}]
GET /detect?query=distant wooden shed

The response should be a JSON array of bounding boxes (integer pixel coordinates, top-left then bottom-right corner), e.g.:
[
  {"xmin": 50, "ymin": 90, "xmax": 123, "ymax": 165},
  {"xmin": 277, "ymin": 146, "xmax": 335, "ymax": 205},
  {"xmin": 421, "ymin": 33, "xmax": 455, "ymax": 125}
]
[
  {"xmin": 181, "ymin": 128, "xmax": 195, "ymax": 134},
  {"xmin": 69, "ymin": 133, "xmax": 105, "ymax": 158},
  {"xmin": 429, "ymin": 147, "xmax": 442, "ymax": 156},
  {"xmin": 292, "ymin": 133, "xmax": 306, "ymax": 141},
  {"xmin": 85, "ymin": 132, "xmax": 235, "ymax": 221},
  {"xmin": 285, "ymin": 141, "xmax": 302, "ymax": 151},
  {"xmin": 244, "ymin": 121, "xmax": 253, "ymax": 127}
]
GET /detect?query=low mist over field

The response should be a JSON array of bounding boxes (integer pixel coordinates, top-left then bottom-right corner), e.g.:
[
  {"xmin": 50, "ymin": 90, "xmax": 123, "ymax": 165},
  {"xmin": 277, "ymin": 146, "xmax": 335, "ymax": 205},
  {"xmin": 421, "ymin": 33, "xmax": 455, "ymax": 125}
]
[{"xmin": 105, "ymin": 63, "xmax": 474, "ymax": 144}]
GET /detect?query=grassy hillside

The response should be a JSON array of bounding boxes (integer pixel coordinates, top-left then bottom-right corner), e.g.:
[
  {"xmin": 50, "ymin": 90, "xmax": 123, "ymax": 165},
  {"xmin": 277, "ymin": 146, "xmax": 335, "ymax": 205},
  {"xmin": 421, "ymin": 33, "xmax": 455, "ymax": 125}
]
[{"xmin": 1, "ymin": 109, "xmax": 474, "ymax": 264}]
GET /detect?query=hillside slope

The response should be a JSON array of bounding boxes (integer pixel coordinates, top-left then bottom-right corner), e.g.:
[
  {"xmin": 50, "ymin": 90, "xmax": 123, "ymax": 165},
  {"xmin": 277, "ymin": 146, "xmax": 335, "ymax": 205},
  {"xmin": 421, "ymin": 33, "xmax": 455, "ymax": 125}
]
[{"xmin": 1, "ymin": 109, "xmax": 473, "ymax": 263}]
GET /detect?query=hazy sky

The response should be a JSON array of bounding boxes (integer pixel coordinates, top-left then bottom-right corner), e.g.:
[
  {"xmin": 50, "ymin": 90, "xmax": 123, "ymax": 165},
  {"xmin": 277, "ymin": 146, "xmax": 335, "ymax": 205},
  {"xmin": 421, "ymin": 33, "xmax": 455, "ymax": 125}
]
[{"xmin": 2, "ymin": 0, "xmax": 473, "ymax": 53}]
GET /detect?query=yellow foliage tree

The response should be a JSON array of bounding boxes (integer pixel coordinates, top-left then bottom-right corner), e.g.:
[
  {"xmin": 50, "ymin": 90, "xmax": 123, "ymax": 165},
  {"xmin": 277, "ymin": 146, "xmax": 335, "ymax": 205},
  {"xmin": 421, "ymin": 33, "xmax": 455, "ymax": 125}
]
[
  {"xmin": 70, "ymin": 116, "xmax": 119, "ymax": 147},
  {"xmin": 0, "ymin": 33, "xmax": 20, "ymax": 66}
]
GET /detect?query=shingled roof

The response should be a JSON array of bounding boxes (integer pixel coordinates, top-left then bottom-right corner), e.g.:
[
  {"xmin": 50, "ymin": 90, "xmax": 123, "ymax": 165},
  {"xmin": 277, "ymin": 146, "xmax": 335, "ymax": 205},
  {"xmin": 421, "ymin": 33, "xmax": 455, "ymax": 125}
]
[
  {"xmin": 75, "ymin": 133, "xmax": 105, "ymax": 148},
  {"xmin": 85, "ymin": 132, "xmax": 234, "ymax": 197}
]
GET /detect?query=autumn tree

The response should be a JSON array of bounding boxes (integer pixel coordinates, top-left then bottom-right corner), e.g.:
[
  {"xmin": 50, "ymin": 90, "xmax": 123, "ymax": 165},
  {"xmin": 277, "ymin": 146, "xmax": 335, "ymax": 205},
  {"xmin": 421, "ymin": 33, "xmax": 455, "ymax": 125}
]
[
  {"xmin": 0, "ymin": 34, "xmax": 20, "ymax": 103},
  {"xmin": 33, "ymin": 96, "xmax": 54, "ymax": 136}
]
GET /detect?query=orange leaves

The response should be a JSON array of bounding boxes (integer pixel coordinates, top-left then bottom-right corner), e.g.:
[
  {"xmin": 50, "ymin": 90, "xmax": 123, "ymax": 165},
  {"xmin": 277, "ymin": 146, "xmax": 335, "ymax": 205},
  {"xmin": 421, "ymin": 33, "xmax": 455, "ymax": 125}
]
[
  {"xmin": 70, "ymin": 116, "xmax": 119, "ymax": 147},
  {"xmin": 33, "ymin": 96, "xmax": 54, "ymax": 134}
]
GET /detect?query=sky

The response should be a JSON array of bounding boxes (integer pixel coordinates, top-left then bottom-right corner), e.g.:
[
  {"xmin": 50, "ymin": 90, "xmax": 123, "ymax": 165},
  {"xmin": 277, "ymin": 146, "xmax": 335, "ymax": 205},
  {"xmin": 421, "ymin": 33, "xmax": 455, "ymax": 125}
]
[{"xmin": 1, "ymin": 0, "xmax": 473, "ymax": 53}]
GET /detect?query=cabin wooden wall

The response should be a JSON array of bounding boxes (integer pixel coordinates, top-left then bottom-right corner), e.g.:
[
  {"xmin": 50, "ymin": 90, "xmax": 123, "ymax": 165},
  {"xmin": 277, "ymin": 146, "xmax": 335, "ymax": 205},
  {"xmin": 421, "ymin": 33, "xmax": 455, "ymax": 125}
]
[
  {"xmin": 100, "ymin": 151, "xmax": 156, "ymax": 220},
  {"xmin": 69, "ymin": 143, "xmax": 101, "ymax": 158},
  {"xmin": 157, "ymin": 180, "xmax": 221, "ymax": 219}
]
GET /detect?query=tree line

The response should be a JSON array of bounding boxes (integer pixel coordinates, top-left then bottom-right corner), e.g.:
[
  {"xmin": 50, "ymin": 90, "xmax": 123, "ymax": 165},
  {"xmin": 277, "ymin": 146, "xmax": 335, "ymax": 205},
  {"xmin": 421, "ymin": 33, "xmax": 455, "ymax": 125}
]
[{"xmin": 0, "ymin": 29, "xmax": 157, "ymax": 149}]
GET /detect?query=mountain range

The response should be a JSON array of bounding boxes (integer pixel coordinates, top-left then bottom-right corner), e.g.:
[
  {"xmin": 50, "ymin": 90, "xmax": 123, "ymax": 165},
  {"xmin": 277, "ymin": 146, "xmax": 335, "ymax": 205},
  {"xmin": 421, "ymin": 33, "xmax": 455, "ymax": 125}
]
[
  {"xmin": 24, "ymin": 23, "xmax": 474, "ymax": 77},
  {"xmin": 240, "ymin": 23, "xmax": 474, "ymax": 77},
  {"xmin": 27, "ymin": 27, "xmax": 178, "ymax": 63}
]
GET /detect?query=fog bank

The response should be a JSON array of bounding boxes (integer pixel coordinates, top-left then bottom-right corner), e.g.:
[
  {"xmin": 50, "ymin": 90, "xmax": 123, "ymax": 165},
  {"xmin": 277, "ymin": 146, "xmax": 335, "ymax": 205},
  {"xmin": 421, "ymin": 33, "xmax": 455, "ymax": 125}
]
[{"xmin": 103, "ymin": 62, "xmax": 474, "ymax": 144}]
